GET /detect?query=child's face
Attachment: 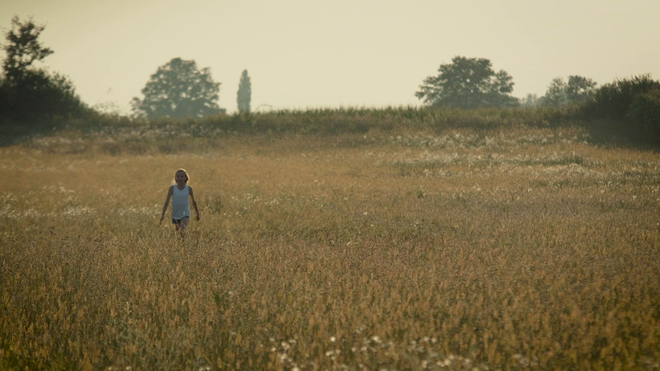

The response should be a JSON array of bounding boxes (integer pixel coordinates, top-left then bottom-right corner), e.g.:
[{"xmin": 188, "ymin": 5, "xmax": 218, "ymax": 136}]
[{"xmin": 175, "ymin": 171, "xmax": 188, "ymax": 184}]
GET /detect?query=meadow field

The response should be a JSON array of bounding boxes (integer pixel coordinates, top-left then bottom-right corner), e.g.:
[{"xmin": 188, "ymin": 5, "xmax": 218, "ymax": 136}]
[{"xmin": 1, "ymin": 113, "xmax": 659, "ymax": 370}]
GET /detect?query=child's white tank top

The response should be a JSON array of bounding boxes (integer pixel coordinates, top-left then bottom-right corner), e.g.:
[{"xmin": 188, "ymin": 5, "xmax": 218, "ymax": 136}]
[{"xmin": 171, "ymin": 185, "xmax": 190, "ymax": 219}]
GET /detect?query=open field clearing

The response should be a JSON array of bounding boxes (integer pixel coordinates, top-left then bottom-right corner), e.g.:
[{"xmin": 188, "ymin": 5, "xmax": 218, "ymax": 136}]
[{"xmin": 1, "ymin": 126, "xmax": 660, "ymax": 370}]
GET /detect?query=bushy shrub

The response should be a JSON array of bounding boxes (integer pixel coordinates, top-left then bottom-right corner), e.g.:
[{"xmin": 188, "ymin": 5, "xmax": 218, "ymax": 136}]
[
  {"xmin": 580, "ymin": 75, "xmax": 660, "ymax": 146},
  {"xmin": 626, "ymin": 89, "xmax": 660, "ymax": 146},
  {"xmin": 1, "ymin": 69, "xmax": 88, "ymax": 121},
  {"xmin": 585, "ymin": 74, "xmax": 660, "ymax": 120}
]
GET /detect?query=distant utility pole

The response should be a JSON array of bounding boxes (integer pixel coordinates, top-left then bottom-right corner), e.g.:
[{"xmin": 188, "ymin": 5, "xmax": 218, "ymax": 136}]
[{"xmin": 237, "ymin": 70, "xmax": 251, "ymax": 114}]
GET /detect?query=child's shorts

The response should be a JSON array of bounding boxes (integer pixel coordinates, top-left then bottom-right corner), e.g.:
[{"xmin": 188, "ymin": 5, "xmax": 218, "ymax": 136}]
[{"xmin": 172, "ymin": 216, "xmax": 190, "ymax": 224}]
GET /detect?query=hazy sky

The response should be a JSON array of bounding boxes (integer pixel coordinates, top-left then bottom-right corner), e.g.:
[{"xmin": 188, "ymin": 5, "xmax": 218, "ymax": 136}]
[{"xmin": 2, "ymin": 0, "xmax": 659, "ymax": 114}]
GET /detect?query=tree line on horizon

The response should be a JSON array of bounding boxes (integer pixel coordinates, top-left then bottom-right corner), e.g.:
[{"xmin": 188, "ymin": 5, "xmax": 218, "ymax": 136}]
[
  {"xmin": 1, "ymin": 16, "xmax": 659, "ymax": 146},
  {"xmin": 0, "ymin": 16, "xmax": 254, "ymax": 122},
  {"xmin": 414, "ymin": 56, "xmax": 600, "ymax": 110}
]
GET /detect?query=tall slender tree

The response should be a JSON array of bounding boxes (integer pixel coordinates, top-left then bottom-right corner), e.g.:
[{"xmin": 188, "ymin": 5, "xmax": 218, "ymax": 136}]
[{"xmin": 237, "ymin": 69, "xmax": 251, "ymax": 114}]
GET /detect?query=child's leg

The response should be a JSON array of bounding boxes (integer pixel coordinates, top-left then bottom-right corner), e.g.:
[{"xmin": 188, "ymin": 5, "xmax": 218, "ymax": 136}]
[
  {"xmin": 178, "ymin": 217, "xmax": 190, "ymax": 238},
  {"xmin": 173, "ymin": 218, "xmax": 182, "ymax": 237}
]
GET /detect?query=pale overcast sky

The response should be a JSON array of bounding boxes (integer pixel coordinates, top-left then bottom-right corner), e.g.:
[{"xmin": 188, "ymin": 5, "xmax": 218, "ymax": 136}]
[{"xmin": 1, "ymin": 0, "xmax": 659, "ymax": 114}]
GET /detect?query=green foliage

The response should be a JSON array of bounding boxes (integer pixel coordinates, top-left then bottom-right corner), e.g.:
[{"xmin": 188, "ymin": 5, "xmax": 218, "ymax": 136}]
[
  {"xmin": 58, "ymin": 106, "xmax": 577, "ymax": 150},
  {"xmin": 541, "ymin": 75, "xmax": 597, "ymax": 107},
  {"xmin": 565, "ymin": 75, "xmax": 598, "ymax": 103},
  {"xmin": 519, "ymin": 93, "xmax": 540, "ymax": 109},
  {"xmin": 195, "ymin": 106, "xmax": 549, "ymax": 136},
  {"xmin": 131, "ymin": 58, "xmax": 224, "ymax": 119},
  {"xmin": 237, "ymin": 69, "xmax": 251, "ymax": 114},
  {"xmin": 580, "ymin": 74, "xmax": 660, "ymax": 146},
  {"xmin": 0, "ymin": 16, "xmax": 87, "ymax": 123},
  {"xmin": 626, "ymin": 89, "xmax": 660, "ymax": 145},
  {"xmin": 586, "ymin": 74, "xmax": 660, "ymax": 120},
  {"xmin": 415, "ymin": 56, "xmax": 518, "ymax": 109},
  {"xmin": 2, "ymin": 16, "xmax": 52, "ymax": 80},
  {"xmin": 1, "ymin": 69, "xmax": 85, "ymax": 119},
  {"xmin": 542, "ymin": 77, "xmax": 569, "ymax": 107}
]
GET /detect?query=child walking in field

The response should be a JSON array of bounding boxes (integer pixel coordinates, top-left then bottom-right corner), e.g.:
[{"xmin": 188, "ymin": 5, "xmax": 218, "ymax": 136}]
[{"xmin": 160, "ymin": 168, "xmax": 200, "ymax": 238}]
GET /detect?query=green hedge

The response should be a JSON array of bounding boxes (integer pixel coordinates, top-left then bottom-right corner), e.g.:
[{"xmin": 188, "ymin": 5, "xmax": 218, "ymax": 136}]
[
  {"xmin": 580, "ymin": 75, "xmax": 660, "ymax": 147},
  {"xmin": 585, "ymin": 74, "xmax": 660, "ymax": 120},
  {"xmin": 626, "ymin": 89, "xmax": 660, "ymax": 146}
]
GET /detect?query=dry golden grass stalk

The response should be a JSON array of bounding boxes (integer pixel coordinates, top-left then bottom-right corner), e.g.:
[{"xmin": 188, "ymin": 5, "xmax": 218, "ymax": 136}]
[{"xmin": 1, "ymin": 125, "xmax": 659, "ymax": 370}]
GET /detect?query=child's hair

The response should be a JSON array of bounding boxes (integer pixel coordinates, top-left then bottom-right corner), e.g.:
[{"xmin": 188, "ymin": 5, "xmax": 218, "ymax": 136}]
[{"xmin": 175, "ymin": 168, "xmax": 190, "ymax": 183}]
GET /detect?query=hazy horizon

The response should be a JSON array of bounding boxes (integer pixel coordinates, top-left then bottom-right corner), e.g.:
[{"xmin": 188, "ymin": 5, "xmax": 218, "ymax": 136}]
[{"xmin": 2, "ymin": 0, "xmax": 659, "ymax": 114}]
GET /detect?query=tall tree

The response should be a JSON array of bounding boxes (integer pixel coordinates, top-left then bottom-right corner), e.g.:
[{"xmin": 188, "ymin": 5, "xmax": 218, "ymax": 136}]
[
  {"xmin": 415, "ymin": 56, "xmax": 517, "ymax": 109},
  {"xmin": 520, "ymin": 93, "xmax": 540, "ymax": 108},
  {"xmin": 2, "ymin": 16, "xmax": 52, "ymax": 81},
  {"xmin": 542, "ymin": 77, "xmax": 569, "ymax": 106},
  {"xmin": 131, "ymin": 58, "xmax": 223, "ymax": 119},
  {"xmin": 542, "ymin": 75, "xmax": 597, "ymax": 106},
  {"xmin": 1, "ymin": 16, "xmax": 85, "ymax": 121},
  {"xmin": 237, "ymin": 69, "xmax": 251, "ymax": 114},
  {"xmin": 565, "ymin": 75, "xmax": 597, "ymax": 104}
]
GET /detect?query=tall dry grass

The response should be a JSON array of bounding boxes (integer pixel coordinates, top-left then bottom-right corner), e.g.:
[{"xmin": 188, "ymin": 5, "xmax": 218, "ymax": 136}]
[{"xmin": 1, "ymin": 123, "xmax": 659, "ymax": 370}]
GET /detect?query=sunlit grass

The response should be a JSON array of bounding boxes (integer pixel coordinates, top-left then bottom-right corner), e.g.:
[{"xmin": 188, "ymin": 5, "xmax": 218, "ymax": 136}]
[{"xmin": 1, "ymin": 116, "xmax": 659, "ymax": 370}]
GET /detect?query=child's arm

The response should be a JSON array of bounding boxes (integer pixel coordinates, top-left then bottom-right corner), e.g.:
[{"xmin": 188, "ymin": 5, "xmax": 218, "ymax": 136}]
[
  {"xmin": 159, "ymin": 186, "xmax": 173, "ymax": 224},
  {"xmin": 189, "ymin": 186, "xmax": 200, "ymax": 221}
]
